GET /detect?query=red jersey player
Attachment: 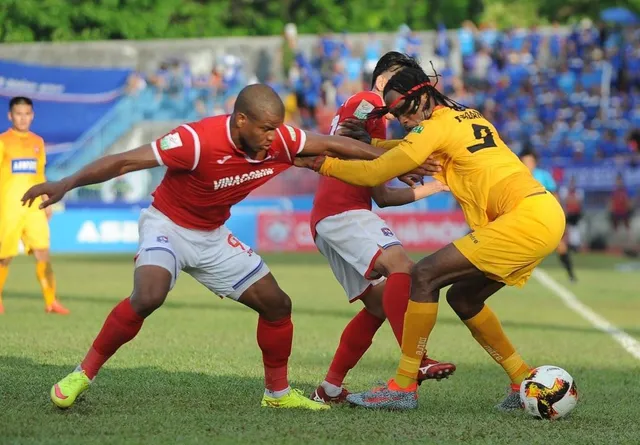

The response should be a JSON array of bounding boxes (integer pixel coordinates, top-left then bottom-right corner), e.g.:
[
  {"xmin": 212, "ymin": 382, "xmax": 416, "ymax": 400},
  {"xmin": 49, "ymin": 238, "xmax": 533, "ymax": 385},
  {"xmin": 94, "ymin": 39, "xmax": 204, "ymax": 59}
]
[
  {"xmin": 23, "ymin": 84, "xmax": 440, "ymax": 411},
  {"xmin": 308, "ymin": 53, "xmax": 456, "ymax": 404}
]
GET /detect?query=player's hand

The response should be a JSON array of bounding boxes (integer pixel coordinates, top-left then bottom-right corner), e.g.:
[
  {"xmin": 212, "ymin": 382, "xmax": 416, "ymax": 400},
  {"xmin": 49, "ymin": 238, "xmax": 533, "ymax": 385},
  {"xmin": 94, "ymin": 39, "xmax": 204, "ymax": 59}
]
[
  {"xmin": 398, "ymin": 174, "xmax": 424, "ymax": 188},
  {"xmin": 434, "ymin": 181, "xmax": 450, "ymax": 192},
  {"xmin": 417, "ymin": 155, "xmax": 442, "ymax": 176},
  {"xmin": 337, "ymin": 119, "xmax": 371, "ymax": 144},
  {"xmin": 294, "ymin": 154, "xmax": 327, "ymax": 172},
  {"xmin": 22, "ymin": 181, "xmax": 68, "ymax": 209}
]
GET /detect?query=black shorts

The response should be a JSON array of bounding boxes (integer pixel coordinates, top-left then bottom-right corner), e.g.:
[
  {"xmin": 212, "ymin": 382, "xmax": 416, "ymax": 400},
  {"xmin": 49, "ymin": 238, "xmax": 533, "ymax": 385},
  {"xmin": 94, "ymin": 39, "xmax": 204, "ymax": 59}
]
[
  {"xmin": 610, "ymin": 211, "xmax": 632, "ymax": 230},
  {"xmin": 566, "ymin": 212, "xmax": 582, "ymax": 226}
]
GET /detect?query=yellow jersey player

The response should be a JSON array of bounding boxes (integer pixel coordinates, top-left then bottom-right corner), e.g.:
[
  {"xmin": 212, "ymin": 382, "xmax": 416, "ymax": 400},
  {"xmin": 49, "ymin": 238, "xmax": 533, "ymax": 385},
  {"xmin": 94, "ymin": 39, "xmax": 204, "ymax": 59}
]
[
  {"xmin": 0, "ymin": 97, "xmax": 69, "ymax": 315},
  {"xmin": 297, "ymin": 67, "xmax": 565, "ymax": 411}
]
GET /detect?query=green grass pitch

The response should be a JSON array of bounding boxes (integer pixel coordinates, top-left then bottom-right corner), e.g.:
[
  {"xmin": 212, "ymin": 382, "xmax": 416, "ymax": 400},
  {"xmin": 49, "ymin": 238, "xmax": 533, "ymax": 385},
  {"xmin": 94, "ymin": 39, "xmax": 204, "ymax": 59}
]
[{"xmin": 1, "ymin": 252, "xmax": 639, "ymax": 444}]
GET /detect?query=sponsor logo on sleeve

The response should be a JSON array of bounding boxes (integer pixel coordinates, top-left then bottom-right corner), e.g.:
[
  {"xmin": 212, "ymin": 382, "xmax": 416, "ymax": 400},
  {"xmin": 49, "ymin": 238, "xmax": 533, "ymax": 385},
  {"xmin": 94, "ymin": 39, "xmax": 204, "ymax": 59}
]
[
  {"xmin": 411, "ymin": 125, "xmax": 424, "ymax": 134},
  {"xmin": 381, "ymin": 227, "xmax": 395, "ymax": 237},
  {"xmin": 159, "ymin": 133, "xmax": 183, "ymax": 150},
  {"xmin": 285, "ymin": 125, "xmax": 297, "ymax": 142},
  {"xmin": 353, "ymin": 100, "xmax": 375, "ymax": 120}
]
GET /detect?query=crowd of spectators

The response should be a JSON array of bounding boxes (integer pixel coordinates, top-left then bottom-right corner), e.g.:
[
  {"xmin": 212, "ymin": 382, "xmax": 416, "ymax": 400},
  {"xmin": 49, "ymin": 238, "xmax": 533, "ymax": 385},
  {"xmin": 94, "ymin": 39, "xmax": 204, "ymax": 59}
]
[
  {"xmin": 126, "ymin": 19, "xmax": 640, "ymax": 168},
  {"xmin": 445, "ymin": 19, "xmax": 640, "ymax": 166}
]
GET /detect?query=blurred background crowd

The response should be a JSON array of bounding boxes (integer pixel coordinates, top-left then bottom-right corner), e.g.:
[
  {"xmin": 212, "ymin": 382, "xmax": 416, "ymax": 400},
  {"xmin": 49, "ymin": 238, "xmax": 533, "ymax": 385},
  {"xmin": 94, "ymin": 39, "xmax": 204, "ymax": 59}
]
[{"xmin": 126, "ymin": 18, "xmax": 640, "ymax": 166}]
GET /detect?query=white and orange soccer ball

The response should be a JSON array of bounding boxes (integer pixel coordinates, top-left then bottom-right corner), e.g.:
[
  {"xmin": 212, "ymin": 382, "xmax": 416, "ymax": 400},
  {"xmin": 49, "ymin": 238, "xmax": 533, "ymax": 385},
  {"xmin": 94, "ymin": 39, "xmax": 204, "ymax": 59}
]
[{"xmin": 520, "ymin": 365, "xmax": 578, "ymax": 420}]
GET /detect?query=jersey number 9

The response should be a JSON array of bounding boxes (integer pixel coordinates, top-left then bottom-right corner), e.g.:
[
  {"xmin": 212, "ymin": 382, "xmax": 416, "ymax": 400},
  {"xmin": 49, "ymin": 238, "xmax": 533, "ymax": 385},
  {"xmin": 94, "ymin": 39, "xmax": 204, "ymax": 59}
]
[{"xmin": 467, "ymin": 124, "xmax": 497, "ymax": 153}]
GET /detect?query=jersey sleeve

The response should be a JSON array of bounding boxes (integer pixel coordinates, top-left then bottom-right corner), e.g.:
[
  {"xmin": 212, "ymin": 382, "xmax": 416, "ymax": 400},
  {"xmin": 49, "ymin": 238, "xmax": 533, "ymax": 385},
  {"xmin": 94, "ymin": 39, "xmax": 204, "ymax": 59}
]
[
  {"xmin": 372, "ymin": 138, "xmax": 403, "ymax": 150},
  {"xmin": 319, "ymin": 120, "xmax": 446, "ymax": 187},
  {"xmin": 342, "ymin": 94, "xmax": 386, "ymax": 139},
  {"xmin": 151, "ymin": 124, "xmax": 201, "ymax": 171},
  {"xmin": 366, "ymin": 117, "xmax": 387, "ymax": 140},
  {"xmin": 277, "ymin": 124, "xmax": 307, "ymax": 162}
]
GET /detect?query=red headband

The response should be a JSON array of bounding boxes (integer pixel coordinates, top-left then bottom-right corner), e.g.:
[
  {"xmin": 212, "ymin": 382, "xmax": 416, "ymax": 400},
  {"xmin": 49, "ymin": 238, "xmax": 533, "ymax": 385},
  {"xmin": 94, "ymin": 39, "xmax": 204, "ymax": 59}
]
[{"xmin": 388, "ymin": 81, "xmax": 431, "ymax": 110}]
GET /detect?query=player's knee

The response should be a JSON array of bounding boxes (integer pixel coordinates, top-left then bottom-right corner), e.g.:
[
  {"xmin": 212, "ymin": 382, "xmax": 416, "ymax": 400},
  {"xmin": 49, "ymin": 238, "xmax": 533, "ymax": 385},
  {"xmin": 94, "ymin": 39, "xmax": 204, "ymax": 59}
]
[
  {"xmin": 446, "ymin": 288, "xmax": 478, "ymax": 320},
  {"xmin": 411, "ymin": 258, "xmax": 438, "ymax": 292},
  {"xmin": 376, "ymin": 245, "xmax": 414, "ymax": 276},
  {"xmin": 131, "ymin": 266, "xmax": 172, "ymax": 317},
  {"xmin": 33, "ymin": 249, "xmax": 50, "ymax": 262},
  {"xmin": 260, "ymin": 289, "xmax": 292, "ymax": 321},
  {"xmin": 361, "ymin": 286, "xmax": 385, "ymax": 320},
  {"xmin": 239, "ymin": 275, "xmax": 292, "ymax": 321}
]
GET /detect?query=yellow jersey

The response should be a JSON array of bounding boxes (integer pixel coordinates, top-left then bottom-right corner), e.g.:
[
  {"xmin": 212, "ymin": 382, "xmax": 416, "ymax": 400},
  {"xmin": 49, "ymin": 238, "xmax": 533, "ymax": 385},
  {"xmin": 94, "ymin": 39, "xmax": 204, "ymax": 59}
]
[
  {"xmin": 0, "ymin": 129, "xmax": 46, "ymax": 215},
  {"xmin": 320, "ymin": 107, "xmax": 544, "ymax": 230}
]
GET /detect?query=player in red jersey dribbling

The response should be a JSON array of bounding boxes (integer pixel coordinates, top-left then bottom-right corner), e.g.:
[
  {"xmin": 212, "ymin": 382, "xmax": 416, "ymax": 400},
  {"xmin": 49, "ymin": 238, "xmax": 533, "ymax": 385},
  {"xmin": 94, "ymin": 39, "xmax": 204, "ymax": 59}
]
[
  {"xmin": 309, "ymin": 53, "xmax": 456, "ymax": 404},
  {"xmin": 23, "ymin": 84, "xmax": 441, "ymax": 411}
]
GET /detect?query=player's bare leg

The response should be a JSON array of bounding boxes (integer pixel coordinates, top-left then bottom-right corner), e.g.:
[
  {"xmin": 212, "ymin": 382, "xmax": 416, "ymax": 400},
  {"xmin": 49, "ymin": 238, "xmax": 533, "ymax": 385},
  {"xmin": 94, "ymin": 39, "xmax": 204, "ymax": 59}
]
[
  {"xmin": 446, "ymin": 276, "xmax": 530, "ymax": 410},
  {"xmin": 0, "ymin": 257, "xmax": 11, "ymax": 314},
  {"xmin": 238, "ymin": 273, "xmax": 328, "ymax": 410},
  {"xmin": 32, "ymin": 249, "xmax": 69, "ymax": 314},
  {"xmin": 50, "ymin": 264, "xmax": 171, "ymax": 408},
  {"xmin": 373, "ymin": 244, "xmax": 456, "ymax": 382}
]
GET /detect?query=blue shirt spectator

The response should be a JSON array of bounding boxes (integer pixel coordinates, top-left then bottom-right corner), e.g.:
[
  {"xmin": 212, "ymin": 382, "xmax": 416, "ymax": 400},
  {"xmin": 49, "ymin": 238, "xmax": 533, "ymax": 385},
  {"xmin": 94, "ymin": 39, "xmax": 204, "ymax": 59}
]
[{"xmin": 533, "ymin": 168, "xmax": 557, "ymax": 192}]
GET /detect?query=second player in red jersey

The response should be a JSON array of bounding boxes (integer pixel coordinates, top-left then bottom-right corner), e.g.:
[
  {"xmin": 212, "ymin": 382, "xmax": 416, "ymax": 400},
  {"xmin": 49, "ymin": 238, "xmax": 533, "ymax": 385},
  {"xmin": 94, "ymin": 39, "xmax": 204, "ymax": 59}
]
[
  {"xmin": 308, "ymin": 53, "xmax": 456, "ymax": 404},
  {"xmin": 309, "ymin": 90, "xmax": 386, "ymax": 235},
  {"xmin": 23, "ymin": 84, "xmax": 440, "ymax": 411}
]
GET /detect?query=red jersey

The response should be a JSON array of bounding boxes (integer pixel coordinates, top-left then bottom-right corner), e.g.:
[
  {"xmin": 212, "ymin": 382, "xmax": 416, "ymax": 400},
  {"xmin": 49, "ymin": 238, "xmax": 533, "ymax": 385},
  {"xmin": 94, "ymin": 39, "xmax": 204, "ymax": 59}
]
[
  {"xmin": 611, "ymin": 186, "xmax": 630, "ymax": 215},
  {"xmin": 564, "ymin": 188, "xmax": 583, "ymax": 214},
  {"xmin": 151, "ymin": 115, "xmax": 306, "ymax": 230},
  {"xmin": 309, "ymin": 91, "xmax": 386, "ymax": 237}
]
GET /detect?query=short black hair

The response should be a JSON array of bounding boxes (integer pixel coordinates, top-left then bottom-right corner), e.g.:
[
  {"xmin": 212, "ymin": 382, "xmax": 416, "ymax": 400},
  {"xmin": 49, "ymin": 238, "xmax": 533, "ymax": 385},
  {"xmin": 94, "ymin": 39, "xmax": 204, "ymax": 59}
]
[
  {"xmin": 369, "ymin": 65, "xmax": 465, "ymax": 119},
  {"xmin": 370, "ymin": 52, "xmax": 421, "ymax": 89},
  {"xmin": 9, "ymin": 96, "xmax": 33, "ymax": 110},
  {"xmin": 234, "ymin": 84, "xmax": 284, "ymax": 120},
  {"xmin": 519, "ymin": 145, "xmax": 538, "ymax": 161}
]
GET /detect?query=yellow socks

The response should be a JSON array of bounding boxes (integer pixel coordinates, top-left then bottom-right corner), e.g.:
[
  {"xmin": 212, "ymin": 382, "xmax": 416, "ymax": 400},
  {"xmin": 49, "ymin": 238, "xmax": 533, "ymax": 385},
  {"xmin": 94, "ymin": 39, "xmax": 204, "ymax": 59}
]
[
  {"xmin": 395, "ymin": 301, "xmax": 439, "ymax": 388},
  {"xmin": 463, "ymin": 305, "xmax": 530, "ymax": 385},
  {"xmin": 0, "ymin": 264, "xmax": 8, "ymax": 304},
  {"xmin": 36, "ymin": 261, "xmax": 56, "ymax": 307}
]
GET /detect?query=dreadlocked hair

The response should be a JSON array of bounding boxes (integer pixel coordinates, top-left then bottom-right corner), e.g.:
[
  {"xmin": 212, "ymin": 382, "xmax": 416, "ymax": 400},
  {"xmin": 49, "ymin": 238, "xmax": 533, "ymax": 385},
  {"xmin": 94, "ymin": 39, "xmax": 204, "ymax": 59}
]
[{"xmin": 368, "ymin": 64, "xmax": 467, "ymax": 120}]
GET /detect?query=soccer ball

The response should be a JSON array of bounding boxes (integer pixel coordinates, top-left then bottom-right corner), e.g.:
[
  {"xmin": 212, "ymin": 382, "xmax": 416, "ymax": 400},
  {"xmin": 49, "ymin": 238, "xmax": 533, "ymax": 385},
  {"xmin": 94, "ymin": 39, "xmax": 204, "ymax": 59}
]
[{"xmin": 520, "ymin": 365, "xmax": 578, "ymax": 420}]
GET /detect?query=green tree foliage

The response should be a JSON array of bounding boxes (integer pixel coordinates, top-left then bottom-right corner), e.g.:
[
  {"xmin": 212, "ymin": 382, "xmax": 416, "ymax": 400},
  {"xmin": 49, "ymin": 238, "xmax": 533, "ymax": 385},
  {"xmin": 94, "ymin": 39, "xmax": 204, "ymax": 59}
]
[{"xmin": 0, "ymin": 0, "xmax": 638, "ymax": 42}]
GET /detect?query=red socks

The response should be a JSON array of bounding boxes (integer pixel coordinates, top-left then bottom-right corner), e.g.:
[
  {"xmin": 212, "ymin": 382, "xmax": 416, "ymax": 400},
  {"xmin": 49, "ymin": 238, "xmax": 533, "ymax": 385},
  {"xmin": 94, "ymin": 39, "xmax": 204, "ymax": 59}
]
[
  {"xmin": 81, "ymin": 298, "xmax": 145, "ymax": 379},
  {"xmin": 325, "ymin": 308, "xmax": 384, "ymax": 387},
  {"xmin": 383, "ymin": 272, "xmax": 412, "ymax": 345},
  {"xmin": 257, "ymin": 315, "xmax": 293, "ymax": 392}
]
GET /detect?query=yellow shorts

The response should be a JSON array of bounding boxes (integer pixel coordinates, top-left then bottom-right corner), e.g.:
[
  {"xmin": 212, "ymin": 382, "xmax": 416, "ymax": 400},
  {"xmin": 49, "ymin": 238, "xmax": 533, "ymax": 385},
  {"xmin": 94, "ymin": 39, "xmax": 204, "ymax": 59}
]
[
  {"xmin": 454, "ymin": 192, "xmax": 566, "ymax": 287},
  {"xmin": 0, "ymin": 210, "xmax": 50, "ymax": 258}
]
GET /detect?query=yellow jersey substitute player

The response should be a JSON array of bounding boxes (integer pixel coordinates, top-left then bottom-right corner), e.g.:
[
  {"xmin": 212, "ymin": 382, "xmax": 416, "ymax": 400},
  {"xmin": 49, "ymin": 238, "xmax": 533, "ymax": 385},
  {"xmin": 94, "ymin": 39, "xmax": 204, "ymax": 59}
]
[
  {"xmin": 297, "ymin": 66, "xmax": 565, "ymax": 411},
  {"xmin": 0, "ymin": 97, "xmax": 69, "ymax": 315}
]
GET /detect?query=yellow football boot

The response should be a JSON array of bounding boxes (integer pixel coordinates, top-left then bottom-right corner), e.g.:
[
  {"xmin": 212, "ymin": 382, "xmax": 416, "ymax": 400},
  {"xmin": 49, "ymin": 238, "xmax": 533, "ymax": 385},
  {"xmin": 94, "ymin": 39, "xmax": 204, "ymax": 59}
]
[
  {"xmin": 261, "ymin": 388, "xmax": 330, "ymax": 410},
  {"xmin": 50, "ymin": 369, "xmax": 91, "ymax": 409}
]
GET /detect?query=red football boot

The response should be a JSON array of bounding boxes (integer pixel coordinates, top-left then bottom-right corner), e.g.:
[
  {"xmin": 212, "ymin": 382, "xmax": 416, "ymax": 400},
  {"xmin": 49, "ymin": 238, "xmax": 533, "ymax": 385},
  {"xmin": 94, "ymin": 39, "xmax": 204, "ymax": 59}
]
[
  {"xmin": 417, "ymin": 356, "xmax": 456, "ymax": 384},
  {"xmin": 310, "ymin": 385, "xmax": 350, "ymax": 404}
]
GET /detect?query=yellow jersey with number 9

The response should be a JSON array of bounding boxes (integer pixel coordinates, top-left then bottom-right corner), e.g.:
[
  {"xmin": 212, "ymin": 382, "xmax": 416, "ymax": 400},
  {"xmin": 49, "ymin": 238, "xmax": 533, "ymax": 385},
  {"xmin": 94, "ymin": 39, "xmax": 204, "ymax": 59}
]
[
  {"xmin": 0, "ymin": 129, "xmax": 46, "ymax": 216},
  {"xmin": 320, "ymin": 107, "xmax": 545, "ymax": 230}
]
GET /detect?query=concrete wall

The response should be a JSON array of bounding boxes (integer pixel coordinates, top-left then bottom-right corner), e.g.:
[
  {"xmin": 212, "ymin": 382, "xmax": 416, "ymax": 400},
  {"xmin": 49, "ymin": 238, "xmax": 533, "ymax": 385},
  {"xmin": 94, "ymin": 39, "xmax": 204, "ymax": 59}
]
[{"xmin": 0, "ymin": 31, "xmax": 453, "ymax": 77}]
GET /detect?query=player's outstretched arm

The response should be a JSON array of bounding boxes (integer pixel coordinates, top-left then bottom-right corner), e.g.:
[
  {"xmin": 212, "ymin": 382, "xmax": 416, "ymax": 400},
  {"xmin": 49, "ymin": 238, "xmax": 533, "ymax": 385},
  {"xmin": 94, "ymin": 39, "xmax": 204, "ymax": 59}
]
[
  {"xmin": 298, "ymin": 132, "xmax": 389, "ymax": 161},
  {"xmin": 22, "ymin": 144, "xmax": 159, "ymax": 209},
  {"xmin": 371, "ymin": 181, "xmax": 450, "ymax": 208}
]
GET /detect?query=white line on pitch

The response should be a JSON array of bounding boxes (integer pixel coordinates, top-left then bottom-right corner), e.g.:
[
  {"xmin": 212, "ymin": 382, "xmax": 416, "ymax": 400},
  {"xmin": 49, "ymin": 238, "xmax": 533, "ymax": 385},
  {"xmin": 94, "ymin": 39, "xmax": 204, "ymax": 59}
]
[{"xmin": 533, "ymin": 268, "xmax": 640, "ymax": 361}]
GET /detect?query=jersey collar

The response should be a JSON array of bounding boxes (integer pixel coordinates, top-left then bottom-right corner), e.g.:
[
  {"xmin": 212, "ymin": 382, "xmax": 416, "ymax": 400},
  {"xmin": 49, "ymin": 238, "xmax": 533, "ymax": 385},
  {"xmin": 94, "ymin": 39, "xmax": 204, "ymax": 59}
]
[{"xmin": 225, "ymin": 115, "xmax": 274, "ymax": 163}]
